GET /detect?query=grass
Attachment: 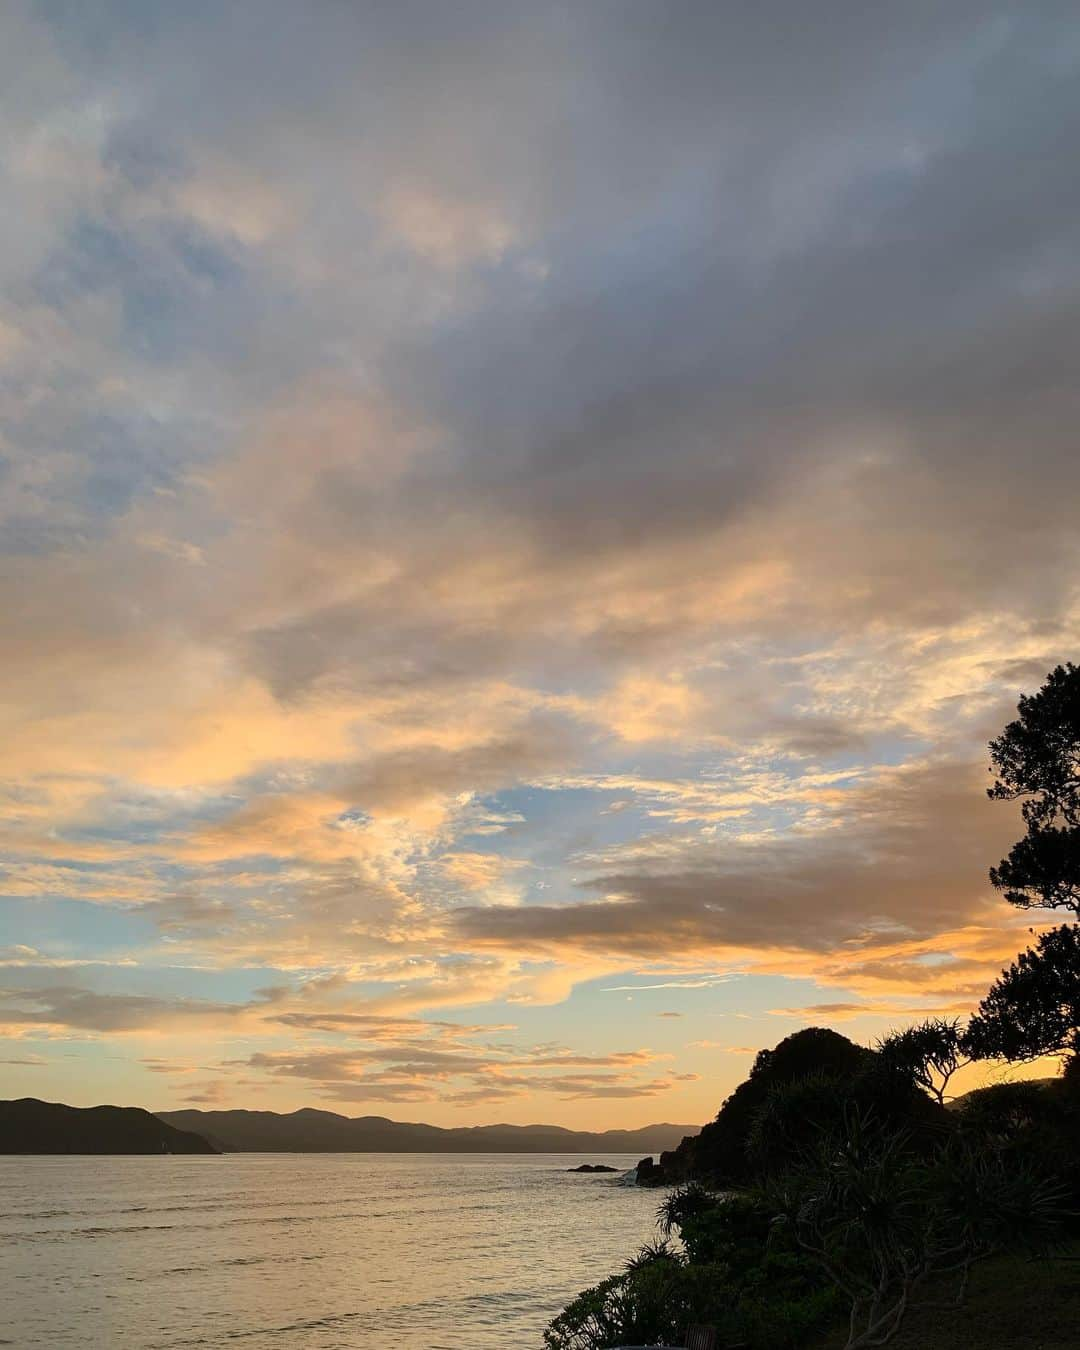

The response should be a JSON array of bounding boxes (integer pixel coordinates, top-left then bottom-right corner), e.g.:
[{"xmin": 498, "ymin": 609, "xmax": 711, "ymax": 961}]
[{"xmin": 815, "ymin": 1245, "xmax": 1080, "ymax": 1349}]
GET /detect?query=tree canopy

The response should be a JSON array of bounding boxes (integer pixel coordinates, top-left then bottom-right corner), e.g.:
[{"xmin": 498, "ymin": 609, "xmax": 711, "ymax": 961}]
[
  {"xmin": 974, "ymin": 666, "xmax": 1080, "ymax": 1068},
  {"xmin": 989, "ymin": 824, "xmax": 1080, "ymax": 918},
  {"xmin": 965, "ymin": 923, "xmax": 1080, "ymax": 1062},
  {"xmin": 989, "ymin": 663, "xmax": 1080, "ymax": 828},
  {"xmin": 876, "ymin": 1017, "xmax": 970, "ymax": 1106},
  {"xmin": 988, "ymin": 663, "xmax": 1080, "ymax": 916}
]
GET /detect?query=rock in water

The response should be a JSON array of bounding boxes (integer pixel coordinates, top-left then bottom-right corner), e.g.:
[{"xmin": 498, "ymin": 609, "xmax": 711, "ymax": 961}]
[{"xmin": 634, "ymin": 1155, "xmax": 666, "ymax": 1185}]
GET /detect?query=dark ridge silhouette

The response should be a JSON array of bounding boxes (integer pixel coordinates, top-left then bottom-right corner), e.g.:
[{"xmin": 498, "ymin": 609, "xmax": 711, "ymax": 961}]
[
  {"xmin": 154, "ymin": 1106, "xmax": 697, "ymax": 1154},
  {"xmin": 635, "ymin": 1026, "xmax": 947, "ymax": 1186},
  {"xmin": 0, "ymin": 1097, "xmax": 219, "ymax": 1154}
]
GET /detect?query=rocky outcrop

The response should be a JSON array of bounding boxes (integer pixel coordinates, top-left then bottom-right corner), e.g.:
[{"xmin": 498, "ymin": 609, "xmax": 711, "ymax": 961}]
[
  {"xmin": 567, "ymin": 1162, "xmax": 619, "ymax": 1172},
  {"xmin": 634, "ymin": 1154, "xmax": 668, "ymax": 1186}
]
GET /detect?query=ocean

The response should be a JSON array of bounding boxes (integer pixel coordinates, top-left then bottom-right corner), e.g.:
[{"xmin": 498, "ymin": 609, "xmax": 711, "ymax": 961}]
[{"xmin": 1, "ymin": 1152, "xmax": 661, "ymax": 1347}]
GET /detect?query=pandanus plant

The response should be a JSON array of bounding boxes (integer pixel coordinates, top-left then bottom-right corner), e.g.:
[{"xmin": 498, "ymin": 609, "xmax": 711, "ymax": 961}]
[{"xmin": 763, "ymin": 1106, "xmax": 1069, "ymax": 1349}]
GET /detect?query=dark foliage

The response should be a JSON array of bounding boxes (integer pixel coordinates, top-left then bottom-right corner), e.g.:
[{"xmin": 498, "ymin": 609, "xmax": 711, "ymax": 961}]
[
  {"xmin": 644, "ymin": 1028, "xmax": 946, "ymax": 1188},
  {"xmin": 988, "ymin": 664, "xmax": 1080, "ymax": 916},
  {"xmin": 956, "ymin": 1080, "xmax": 1080, "ymax": 1220},
  {"xmin": 545, "ymin": 1190, "xmax": 840, "ymax": 1350},
  {"xmin": 623, "ymin": 1237, "xmax": 682, "ymax": 1272},
  {"xmin": 957, "ymin": 1081, "xmax": 1061, "ymax": 1142},
  {"xmin": 1062, "ymin": 1050, "xmax": 1080, "ymax": 1098},
  {"xmin": 543, "ymin": 1259, "xmax": 753, "ymax": 1350},
  {"xmin": 551, "ymin": 1098, "xmax": 1071, "ymax": 1350},
  {"xmin": 765, "ymin": 1107, "xmax": 1071, "ymax": 1349},
  {"xmin": 989, "ymin": 663, "xmax": 1080, "ymax": 830},
  {"xmin": 966, "ymin": 924, "xmax": 1080, "ymax": 1062},
  {"xmin": 555, "ymin": 1034, "xmax": 1071, "ymax": 1348},
  {"xmin": 877, "ymin": 1018, "xmax": 971, "ymax": 1106},
  {"xmin": 657, "ymin": 1181, "xmax": 718, "ymax": 1240},
  {"xmin": 672, "ymin": 1190, "xmax": 774, "ymax": 1268},
  {"xmin": 990, "ymin": 826, "xmax": 1080, "ymax": 917},
  {"xmin": 749, "ymin": 1064, "xmax": 946, "ymax": 1178},
  {"xmin": 652, "ymin": 1028, "xmax": 878, "ymax": 1186}
]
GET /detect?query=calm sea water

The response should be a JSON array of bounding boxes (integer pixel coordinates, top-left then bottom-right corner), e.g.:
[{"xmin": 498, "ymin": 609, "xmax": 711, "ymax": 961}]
[{"xmin": 1, "ymin": 1153, "xmax": 662, "ymax": 1348}]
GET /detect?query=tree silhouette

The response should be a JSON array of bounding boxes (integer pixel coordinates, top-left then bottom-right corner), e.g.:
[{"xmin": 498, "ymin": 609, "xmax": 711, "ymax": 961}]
[
  {"xmin": 975, "ymin": 667, "xmax": 1080, "ymax": 1072},
  {"xmin": 988, "ymin": 663, "xmax": 1080, "ymax": 916},
  {"xmin": 876, "ymin": 1017, "xmax": 971, "ymax": 1106},
  {"xmin": 989, "ymin": 825, "xmax": 1080, "ymax": 917},
  {"xmin": 965, "ymin": 923, "xmax": 1080, "ymax": 1062},
  {"xmin": 989, "ymin": 663, "xmax": 1080, "ymax": 827}
]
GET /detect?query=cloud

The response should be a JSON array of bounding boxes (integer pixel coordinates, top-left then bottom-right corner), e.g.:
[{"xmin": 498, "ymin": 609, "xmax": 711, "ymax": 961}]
[
  {"xmin": 140, "ymin": 1057, "xmax": 195, "ymax": 1074},
  {"xmin": 231, "ymin": 1037, "xmax": 680, "ymax": 1106},
  {"xmin": 2, "ymin": 1, "xmax": 1080, "ymax": 1120},
  {"xmin": 456, "ymin": 756, "xmax": 1015, "ymax": 958},
  {"xmin": 600, "ymin": 976, "xmax": 744, "ymax": 992},
  {"xmin": 181, "ymin": 1079, "xmax": 230, "ymax": 1105},
  {"xmin": 0, "ymin": 984, "xmax": 251, "ymax": 1034},
  {"xmin": 772, "ymin": 1003, "xmax": 880, "ymax": 1019}
]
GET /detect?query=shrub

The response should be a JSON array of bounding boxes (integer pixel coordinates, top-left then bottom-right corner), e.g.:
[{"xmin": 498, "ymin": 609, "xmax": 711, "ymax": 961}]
[
  {"xmin": 764, "ymin": 1106, "xmax": 1071, "ymax": 1348},
  {"xmin": 546, "ymin": 1188, "xmax": 842, "ymax": 1350},
  {"xmin": 543, "ymin": 1261, "xmax": 742, "ymax": 1350},
  {"xmin": 958, "ymin": 1079, "xmax": 1080, "ymax": 1219},
  {"xmin": 673, "ymin": 1191, "xmax": 773, "ymax": 1269},
  {"xmin": 957, "ymin": 1081, "xmax": 1059, "ymax": 1143},
  {"xmin": 656, "ymin": 1181, "xmax": 718, "ymax": 1240},
  {"xmin": 624, "ymin": 1238, "xmax": 682, "ymax": 1272}
]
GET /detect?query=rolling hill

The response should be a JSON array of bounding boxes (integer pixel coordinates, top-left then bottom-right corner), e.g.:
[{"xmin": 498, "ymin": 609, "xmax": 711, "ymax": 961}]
[
  {"xmin": 155, "ymin": 1107, "xmax": 697, "ymax": 1154},
  {"xmin": 0, "ymin": 1098, "xmax": 219, "ymax": 1154}
]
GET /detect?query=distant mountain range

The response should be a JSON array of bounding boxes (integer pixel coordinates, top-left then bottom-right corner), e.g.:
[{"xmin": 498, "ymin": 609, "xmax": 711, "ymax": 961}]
[
  {"xmin": 156, "ymin": 1107, "xmax": 698, "ymax": 1155},
  {"xmin": 0, "ymin": 1096, "xmax": 697, "ymax": 1156},
  {"xmin": 0, "ymin": 1098, "xmax": 219, "ymax": 1154}
]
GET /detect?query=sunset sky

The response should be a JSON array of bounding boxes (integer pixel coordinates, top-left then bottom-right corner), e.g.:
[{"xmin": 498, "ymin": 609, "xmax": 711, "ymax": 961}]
[{"xmin": 2, "ymin": 2, "xmax": 1078, "ymax": 1128}]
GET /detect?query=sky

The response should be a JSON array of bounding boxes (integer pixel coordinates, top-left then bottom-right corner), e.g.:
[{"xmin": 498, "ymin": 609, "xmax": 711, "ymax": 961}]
[{"xmin": 2, "ymin": 2, "xmax": 1078, "ymax": 1129}]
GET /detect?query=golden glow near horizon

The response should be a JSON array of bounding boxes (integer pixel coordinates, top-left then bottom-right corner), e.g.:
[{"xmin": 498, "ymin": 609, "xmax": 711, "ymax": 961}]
[{"xmin": 1, "ymin": 3, "xmax": 1077, "ymax": 1127}]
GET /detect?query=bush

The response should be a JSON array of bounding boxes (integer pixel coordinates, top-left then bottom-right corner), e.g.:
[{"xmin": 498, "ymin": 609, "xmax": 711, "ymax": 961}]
[
  {"xmin": 764, "ymin": 1106, "xmax": 1071, "ymax": 1348},
  {"xmin": 543, "ymin": 1257, "xmax": 839, "ymax": 1350},
  {"xmin": 747, "ymin": 1070, "xmax": 854, "ymax": 1172},
  {"xmin": 957, "ymin": 1081, "xmax": 1059, "ymax": 1143},
  {"xmin": 673, "ymin": 1191, "xmax": 773, "ymax": 1269},
  {"xmin": 545, "ymin": 1189, "xmax": 841, "ymax": 1350},
  {"xmin": 958, "ymin": 1079, "xmax": 1080, "ymax": 1221},
  {"xmin": 543, "ymin": 1260, "xmax": 742, "ymax": 1350},
  {"xmin": 656, "ymin": 1181, "xmax": 718, "ymax": 1241}
]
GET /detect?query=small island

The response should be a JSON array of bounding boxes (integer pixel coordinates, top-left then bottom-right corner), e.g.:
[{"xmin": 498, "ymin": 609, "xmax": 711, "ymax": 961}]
[{"xmin": 566, "ymin": 1162, "xmax": 619, "ymax": 1173}]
